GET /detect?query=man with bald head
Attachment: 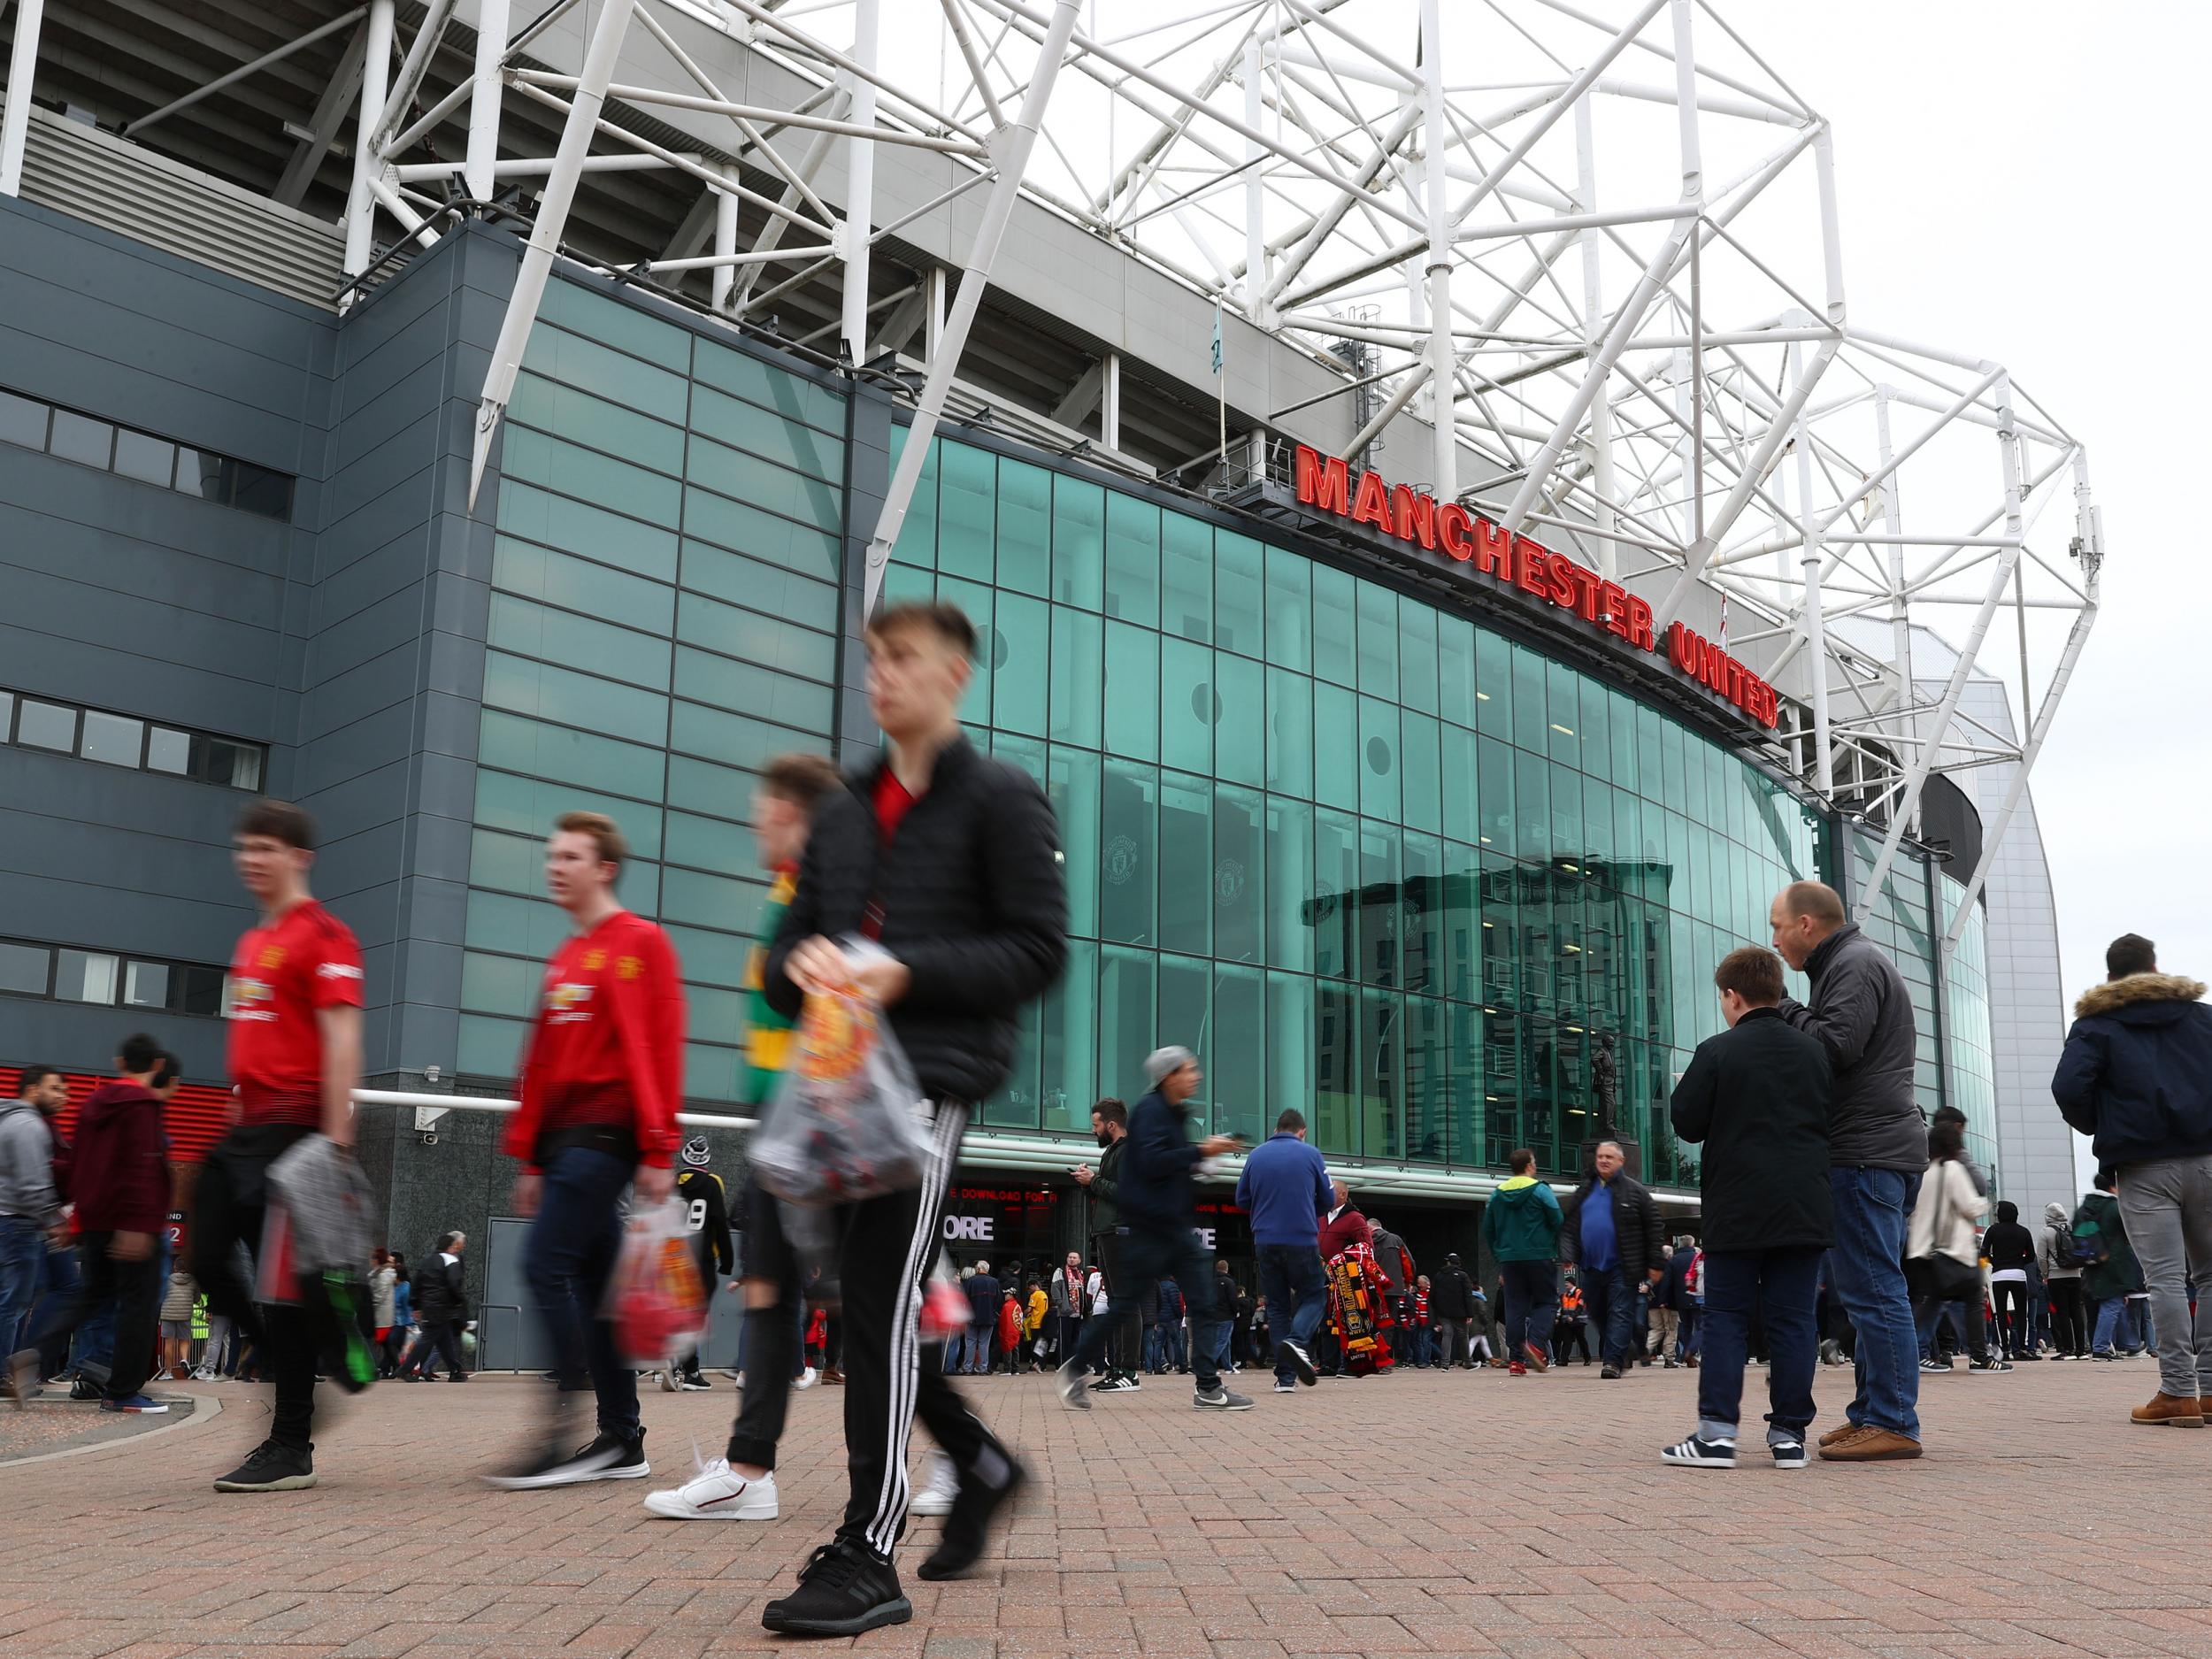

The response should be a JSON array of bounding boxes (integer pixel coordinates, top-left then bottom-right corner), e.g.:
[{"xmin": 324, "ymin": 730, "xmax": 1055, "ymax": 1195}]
[{"xmin": 1770, "ymin": 879, "xmax": 1926, "ymax": 1463}]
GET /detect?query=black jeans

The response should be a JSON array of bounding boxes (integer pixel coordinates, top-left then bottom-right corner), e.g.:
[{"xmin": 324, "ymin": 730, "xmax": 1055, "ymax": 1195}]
[
  {"xmin": 411, "ymin": 1320, "xmax": 466, "ymax": 1378},
  {"xmin": 22, "ymin": 1233, "xmax": 162, "ymax": 1402},
  {"xmin": 1498, "ymin": 1259, "xmax": 1557, "ymax": 1357},
  {"xmin": 2048, "ymin": 1277, "xmax": 2088, "ymax": 1356},
  {"xmin": 191, "ymin": 1124, "xmax": 318, "ymax": 1449},
  {"xmin": 726, "ymin": 1181, "xmax": 803, "ymax": 1471},
  {"xmin": 1992, "ymin": 1279, "xmax": 2033, "ymax": 1356},
  {"xmin": 831, "ymin": 1101, "xmax": 995, "ymax": 1563},
  {"xmin": 1071, "ymin": 1223, "xmax": 1225, "ymax": 1392}
]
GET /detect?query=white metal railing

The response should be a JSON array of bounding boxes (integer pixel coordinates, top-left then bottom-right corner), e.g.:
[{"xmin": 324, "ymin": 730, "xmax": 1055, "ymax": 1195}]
[{"xmin": 349, "ymin": 1089, "xmax": 1700, "ymax": 1208}]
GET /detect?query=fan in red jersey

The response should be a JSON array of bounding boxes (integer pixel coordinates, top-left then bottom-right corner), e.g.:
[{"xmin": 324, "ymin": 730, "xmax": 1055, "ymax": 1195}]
[
  {"xmin": 485, "ymin": 810, "xmax": 685, "ymax": 1492},
  {"xmin": 196, "ymin": 798, "xmax": 364, "ymax": 1494}
]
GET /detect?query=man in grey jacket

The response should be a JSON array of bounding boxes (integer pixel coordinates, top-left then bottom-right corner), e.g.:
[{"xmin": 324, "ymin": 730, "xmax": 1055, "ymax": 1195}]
[
  {"xmin": 0, "ymin": 1066, "xmax": 66, "ymax": 1359},
  {"xmin": 1770, "ymin": 881, "xmax": 1927, "ymax": 1463}
]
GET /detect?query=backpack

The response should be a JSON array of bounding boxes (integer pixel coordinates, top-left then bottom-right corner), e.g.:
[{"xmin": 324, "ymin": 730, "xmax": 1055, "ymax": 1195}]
[{"xmin": 2068, "ymin": 1216, "xmax": 2110, "ymax": 1270}]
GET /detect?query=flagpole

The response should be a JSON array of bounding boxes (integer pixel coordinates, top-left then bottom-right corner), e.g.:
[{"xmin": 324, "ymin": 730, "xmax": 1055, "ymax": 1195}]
[{"xmin": 1213, "ymin": 296, "xmax": 1226, "ymax": 484}]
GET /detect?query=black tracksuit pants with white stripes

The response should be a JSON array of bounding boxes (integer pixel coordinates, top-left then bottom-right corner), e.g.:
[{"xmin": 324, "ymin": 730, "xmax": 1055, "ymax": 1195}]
[{"xmin": 835, "ymin": 1098, "xmax": 998, "ymax": 1562}]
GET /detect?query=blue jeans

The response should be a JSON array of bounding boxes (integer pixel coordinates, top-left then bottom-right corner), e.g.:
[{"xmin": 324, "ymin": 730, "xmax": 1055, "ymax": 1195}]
[
  {"xmin": 2092, "ymin": 1296, "xmax": 2147, "ymax": 1356},
  {"xmin": 1500, "ymin": 1259, "xmax": 1558, "ymax": 1358},
  {"xmin": 0, "ymin": 1217, "xmax": 44, "ymax": 1357},
  {"xmin": 1255, "ymin": 1244, "xmax": 1330, "ymax": 1378},
  {"xmin": 523, "ymin": 1146, "xmax": 639, "ymax": 1436},
  {"xmin": 1916, "ymin": 1295, "xmax": 1986, "ymax": 1363},
  {"xmin": 1581, "ymin": 1263, "xmax": 1636, "ymax": 1367},
  {"xmin": 1697, "ymin": 1247, "xmax": 1822, "ymax": 1442},
  {"xmin": 1829, "ymin": 1166, "xmax": 1923, "ymax": 1438}
]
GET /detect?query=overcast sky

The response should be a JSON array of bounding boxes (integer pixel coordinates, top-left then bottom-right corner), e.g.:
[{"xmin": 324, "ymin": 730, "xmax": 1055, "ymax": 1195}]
[{"xmin": 1720, "ymin": 2, "xmax": 2208, "ymax": 1179}]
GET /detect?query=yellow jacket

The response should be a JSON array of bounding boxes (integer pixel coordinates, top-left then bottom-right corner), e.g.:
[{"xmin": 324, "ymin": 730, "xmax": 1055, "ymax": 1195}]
[{"xmin": 1025, "ymin": 1286, "xmax": 1048, "ymax": 1336}]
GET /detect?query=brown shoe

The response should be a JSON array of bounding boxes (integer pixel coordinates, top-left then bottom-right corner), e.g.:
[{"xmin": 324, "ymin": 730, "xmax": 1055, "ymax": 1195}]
[
  {"xmin": 2131, "ymin": 1392, "xmax": 2204, "ymax": 1426},
  {"xmin": 1817, "ymin": 1423, "xmax": 1862, "ymax": 1448},
  {"xmin": 819, "ymin": 1368, "xmax": 846, "ymax": 1386},
  {"xmin": 1522, "ymin": 1342, "xmax": 1549, "ymax": 1373},
  {"xmin": 1820, "ymin": 1427, "xmax": 1923, "ymax": 1462}
]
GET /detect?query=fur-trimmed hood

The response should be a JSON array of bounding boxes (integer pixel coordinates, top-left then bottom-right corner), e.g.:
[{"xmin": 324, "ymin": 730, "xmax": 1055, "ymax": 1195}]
[{"xmin": 2074, "ymin": 972, "xmax": 2206, "ymax": 1023}]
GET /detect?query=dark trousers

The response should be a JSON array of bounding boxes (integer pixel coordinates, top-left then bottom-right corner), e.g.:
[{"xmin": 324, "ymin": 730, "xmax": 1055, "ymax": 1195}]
[
  {"xmin": 1499, "ymin": 1259, "xmax": 1557, "ymax": 1356},
  {"xmin": 1255, "ymin": 1243, "xmax": 1326, "ymax": 1384},
  {"xmin": 2048, "ymin": 1276, "xmax": 2088, "ymax": 1356},
  {"xmin": 1696, "ymin": 1246, "xmax": 1822, "ymax": 1441},
  {"xmin": 1992, "ymin": 1279, "xmax": 2033, "ymax": 1356},
  {"xmin": 191, "ymin": 1124, "xmax": 318, "ymax": 1449},
  {"xmin": 1090, "ymin": 1233, "xmax": 1137, "ymax": 1374},
  {"xmin": 523, "ymin": 1145, "xmax": 637, "ymax": 1436},
  {"xmin": 23, "ymin": 1233, "xmax": 161, "ymax": 1402},
  {"xmin": 1581, "ymin": 1263, "xmax": 1637, "ymax": 1367},
  {"xmin": 833, "ymin": 1100, "xmax": 994, "ymax": 1563},
  {"xmin": 1055, "ymin": 1313, "xmax": 1083, "ymax": 1365},
  {"xmin": 1071, "ymin": 1224, "xmax": 1224, "ymax": 1392},
  {"xmin": 379, "ymin": 1324, "xmax": 411, "ymax": 1376},
  {"xmin": 411, "ymin": 1320, "xmax": 466, "ymax": 1378},
  {"xmin": 727, "ymin": 1183, "xmax": 804, "ymax": 1471}
]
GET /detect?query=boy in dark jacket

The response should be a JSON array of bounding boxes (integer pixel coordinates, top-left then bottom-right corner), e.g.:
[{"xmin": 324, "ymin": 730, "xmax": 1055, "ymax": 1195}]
[
  {"xmin": 753, "ymin": 602, "xmax": 1066, "ymax": 1633},
  {"xmin": 8, "ymin": 1035, "xmax": 173, "ymax": 1413},
  {"xmin": 1663, "ymin": 948, "xmax": 1833, "ymax": 1468},
  {"xmin": 2053, "ymin": 933, "xmax": 2212, "ymax": 1425}
]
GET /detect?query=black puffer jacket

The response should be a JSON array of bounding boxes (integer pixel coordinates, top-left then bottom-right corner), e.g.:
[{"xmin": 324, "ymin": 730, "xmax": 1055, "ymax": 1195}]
[
  {"xmin": 2055, "ymin": 973, "xmax": 2212, "ymax": 1166},
  {"xmin": 1779, "ymin": 923, "xmax": 1924, "ymax": 1171},
  {"xmin": 765, "ymin": 736, "xmax": 1067, "ymax": 1103}
]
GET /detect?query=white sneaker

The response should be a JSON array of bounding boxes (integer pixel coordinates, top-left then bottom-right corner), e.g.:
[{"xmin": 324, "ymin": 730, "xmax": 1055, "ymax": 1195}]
[
  {"xmin": 793, "ymin": 1367, "xmax": 819, "ymax": 1390},
  {"xmin": 909, "ymin": 1451, "xmax": 958, "ymax": 1517},
  {"xmin": 642, "ymin": 1458, "xmax": 779, "ymax": 1521}
]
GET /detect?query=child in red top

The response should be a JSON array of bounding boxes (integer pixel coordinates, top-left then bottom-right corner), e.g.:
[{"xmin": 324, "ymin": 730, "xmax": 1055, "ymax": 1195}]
[
  {"xmin": 488, "ymin": 810, "xmax": 687, "ymax": 1492},
  {"xmin": 194, "ymin": 798, "xmax": 365, "ymax": 1494}
]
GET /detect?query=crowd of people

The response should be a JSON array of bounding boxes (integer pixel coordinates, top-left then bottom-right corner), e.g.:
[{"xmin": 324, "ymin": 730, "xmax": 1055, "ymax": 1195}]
[{"xmin": 0, "ymin": 593, "xmax": 2207, "ymax": 1640}]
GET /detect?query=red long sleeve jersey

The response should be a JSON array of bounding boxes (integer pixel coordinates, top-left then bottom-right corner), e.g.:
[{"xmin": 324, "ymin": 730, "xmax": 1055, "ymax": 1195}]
[
  {"xmin": 506, "ymin": 910, "xmax": 686, "ymax": 1171},
  {"xmin": 227, "ymin": 898, "xmax": 364, "ymax": 1126}
]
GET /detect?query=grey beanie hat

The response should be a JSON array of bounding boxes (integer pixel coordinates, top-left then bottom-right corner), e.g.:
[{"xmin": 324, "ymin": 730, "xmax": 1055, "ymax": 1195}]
[{"xmin": 1144, "ymin": 1045, "xmax": 1197, "ymax": 1087}]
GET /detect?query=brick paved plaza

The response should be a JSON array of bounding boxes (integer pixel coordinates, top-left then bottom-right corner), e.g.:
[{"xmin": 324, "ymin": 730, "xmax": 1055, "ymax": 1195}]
[{"xmin": 0, "ymin": 1359, "xmax": 2200, "ymax": 1659}]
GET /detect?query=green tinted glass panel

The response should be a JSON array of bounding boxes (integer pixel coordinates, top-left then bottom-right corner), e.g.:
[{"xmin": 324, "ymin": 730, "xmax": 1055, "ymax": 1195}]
[
  {"xmin": 480, "ymin": 653, "xmax": 667, "ymax": 747},
  {"xmin": 682, "ymin": 1044, "xmax": 741, "ymax": 1103},
  {"xmin": 1264, "ymin": 795, "xmax": 1313, "ymax": 972},
  {"xmin": 664, "ymin": 924, "xmax": 750, "ymax": 989},
  {"xmin": 473, "ymin": 768, "xmax": 663, "ymax": 859},
  {"xmin": 691, "ymin": 338, "xmax": 848, "ymax": 434},
  {"xmin": 1160, "ymin": 636, "xmax": 1211, "ymax": 775},
  {"xmin": 1263, "ymin": 545, "xmax": 1311, "ymax": 672},
  {"xmin": 1441, "ymin": 723, "xmax": 1478, "ymax": 845},
  {"xmin": 1311, "ymin": 565, "xmax": 1355, "ymax": 686},
  {"xmin": 1358, "ymin": 695, "xmax": 1399, "ymax": 821},
  {"xmin": 1609, "ymin": 688, "xmax": 1640, "ymax": 795},
  {"xmin": 1475, "ymin": 627, "xmax": 1513, "ymax": 738},
  {"xmin": 674, "ymin": 646, "xmax": 833, "ymax": 732},
  {"xmin": 1401, "ymin": 710, "xmax": 1441, "ymax": 834},
  {"xmin": 680, "ymin": 541, "xmax": 837, "ymax": 637},
  {"xmin": 458, "ymin": 1014, "xmax": 526, "ymax": 1081},
  {"xmin": 666, "ymin": 755, "xmax": 757, "ymax": 822},
  {"xmin": 1102, "ymin": 622, "xmax": 1157, "ymax": 763},
  {"xmin": 511, "ymin": 373, "xmax": 685, "ymax": 475},
  {"xmin": 688, "ymin": 383, "xmax": 844, "ymax": 482},
  {"xmin": 995, "ymin": 458, "xmax": 1051, "ymax": 595},
  {"xmin": 1161, "ymin": 513, "xmax": 1212, "ymax": 644},
  {"xmin": 992, "ymin": 591, "xmax": 1048, "ymax": 738},
  {"xmin": 1158, "ymin": 775, "xmax": 1210, "ymax": 956},
  {"xmin": 890, "ymin": 431, "xmax": 936, "ymax": 567},
  {"xmin": 488, "ymin": 595, "xmax": 671, "ymax": 692},
  {"xmin": 1041, "ymin": 939, "xmax": 1097, "ymax": 1130},
  {"xmin": 1097, "ymin": 948, "xmax": 1156, "ymax": 1099},
  {"xmin": 465, "ymin": 887, "xmax": 569, "ymax": 960},
  {"xmin": 1314, "ymin": 808, "xmax": 1358, "ymax": 980},
  {"xmin": 938, "ymin": 574, "xmax": 993, "ymax": 716},
  {"xmin": 678, "ymin": 592, "xmax": 835, "ymax": 681},
  {"xmin": 461, "ymin": 950, "xmax": 534, "ymax": 1018},
  {"xmin": 684, "ymin": 488, "xmax": 840, "ymax": 581},
  {"xmin": 492, "ymin": 536, "xmax": 673, "ymax": 636},
  {"xmin": 1210, "ymin": 964, "xmax": 1265, "ymax": 1144},
  {"xmin": 1515, "ymin": 749, "xmax": 1550, "ymax": 863},
  {"xmin": 686, "ymin": 438, "xmax": 841, "ymax": 533},
  {"xmin": 520, "ymin": 322, "xmax": 688, "ymax": 421},
  {"xmin": 1438, "ymin": 615, "xmax": 1476, "ymax": 728},
  {"xmin": 1356, "ymin": 582, "xmax": 1398, "ymax": 699},
  {"xmin": 1216, "ymin": 531, "xmax": 1263, "ymax": 657},
  {"xmin": 664, "ymin": 867, "xmax": 764, "ymax": 936},
  {"xmin": 1048, "ymin": 605, "xmax": 1103, "ymax": 749},
  {"xmin": 1103, "ymin": 493, "xmax": 1159, "ymax": 626},
  {"xmin": 1214, "ymin": 652, "xmax": 1262, "ymax": 789},
  {"xmin": 1048, "ymin": 746, "xmax": 1100, "ymax": 937},
  {"xmin": 937, "ymin": 442, "xmax": 995, "ymax": 582},
  {"xmin": 543, "ymin": 280, "xmax": 691, "ymax": 371},
  {"xmin": 1100, "ymin": 759, "xmax": 1156, "ymax": 946},
  {"xmin": 1398, "ymin": 595, "xmax": 1439, "ymax": 714},
  {"xmin": 468, "ymin": 827, "xmax": 541, "ymax": 895},
  {"xmin": 672, "ymin": 701, "xmax": 816, "ymax": 772},
  {"xmin": 687, "ymin": 986, "xmax": 743, "ymax": 1046},
  {"xmin": 665, "ymin": 810, "xmax": 753, "ymax": 874},
  {"xmin": 1512, "ymin": 645, "xmax": 1548, "ymax": 755},
  {"xmin": 1313, "ymin": 681, "xmax": 1358, "ymax": 811},
  {"xmin": 504, "ymin": 429, "xmax": 682, "ymax": 527},
  {"xmin": 1269, "ymin": 972, "xmax": 1316, "ymax": 1136},
  {"xmin": 1052, "ymin": 474, "xmax": 1104, "ymax": 611},
  {"xmin": 1265, "ymin": 667, "xmax": 1312, "ymax": 799},
  {"xmin": 1477, "ymin": 734, "xmax": 1514, "ymax": 853},
  {"xmin": 497, "ymin": 480, "xmax": 678, "ymax": 580}
]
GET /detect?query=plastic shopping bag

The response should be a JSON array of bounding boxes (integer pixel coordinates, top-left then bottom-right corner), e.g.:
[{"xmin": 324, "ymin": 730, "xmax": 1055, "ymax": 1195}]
[
  {"xmin": 749, "ymin": 945, "xmax": 931, "ymax": 1207},
  {"xmin": 603, "ymin": 1196, "xmax": 709, "ymax": 1371},
  {"xmin": 920, "ymin": 1254, "xmax": 969, "ymax": 1343}
]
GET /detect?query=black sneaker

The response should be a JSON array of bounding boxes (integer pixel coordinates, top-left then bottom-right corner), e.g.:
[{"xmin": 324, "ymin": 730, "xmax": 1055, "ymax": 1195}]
[
  {"xmin": 1660, "ymin": 1433, "xmax": 1735, "ymax": 1468},
  {"xmin": 917, "ymin": 1446, "xmax": 1027, "ymax": 1580},
  {"xmin": 1770, "ymin": 1438, "xmax": 1808, "ymax": 1469},
  {"xmin": 69, "ymin": 1378, "xmax": 103, "ymax": 1402},
  {"xmin": 761, "ymin": 1540, "xmax": 911, "ymax": 1637},
  {"xmin": 1600, "ymin": 1363, "xmax": 1622, "ymax": 1379},
  {"xmin": 214, "ymin": 1439, "xmax": 317, "ymax": 1492},
  {"xmin": 678, "ymin": 1371, "xmax": 712, "ymax": 1391},
  {"xmin": 1966, "ymin": 1357, "xmax": 2014, "ymax": 1374},
  {"xmin": 1278, "ymin": 1339, "xmax": 1317, "ymax": 1386},
  {"xmin": 485, "ymin": 1427, "xmax": 649, "ymax": 1490}
]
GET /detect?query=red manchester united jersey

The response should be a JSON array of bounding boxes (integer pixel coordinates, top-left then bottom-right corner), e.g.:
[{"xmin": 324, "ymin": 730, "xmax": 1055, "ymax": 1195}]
[
  {"xmin": 506, "ymin": 909, "xmax": 685, "ymax": 1171},
  {"xmin": 227, "ymin": 898, "xmax": 364, "ymax": 1126}
]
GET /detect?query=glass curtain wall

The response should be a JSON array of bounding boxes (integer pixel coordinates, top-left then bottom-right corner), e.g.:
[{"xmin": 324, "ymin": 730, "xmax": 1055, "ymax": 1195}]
[
  {"xmin": 885, "ymin": 428, "xmax": 1826, "ymax": 1181},
  {"xmin": 1941, "ymin": 875, "xmax": 1999, "ymax": 1188},
  {"xmin": 455, "ymin": 280, "xmax": 845, "ymax": 1102}
]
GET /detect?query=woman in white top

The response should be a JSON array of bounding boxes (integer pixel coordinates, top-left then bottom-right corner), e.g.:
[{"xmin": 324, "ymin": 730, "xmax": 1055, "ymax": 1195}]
[{"xmin": 1908, "ymin": 1118, "xmax": 2004, "ymax": 1372}]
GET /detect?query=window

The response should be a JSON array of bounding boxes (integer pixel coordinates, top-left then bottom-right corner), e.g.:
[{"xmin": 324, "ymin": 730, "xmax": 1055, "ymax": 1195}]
[
  {"xmin": 53, "ymin": 950, "xmax": 119, "ymax": 1004},
  {"xmin": 0, "ymin": 385, "xmax": 295, "ymax": 521},
  {"xmin": 0, "ymin": 938, "xmax": 226, "ymax": 1016},
  {"xmin": 0, "ymin": 941, "xmax": 49, "ymax": 997},
  {"xmin": 4, "ymin": 692, "xmax": 265, "ymax": 789}
]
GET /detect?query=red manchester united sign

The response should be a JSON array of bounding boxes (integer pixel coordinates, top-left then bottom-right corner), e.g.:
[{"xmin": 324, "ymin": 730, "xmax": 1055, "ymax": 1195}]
[{"xmin": 1292, "ymin": 445, "xmax": 1779, "ymax": 730}]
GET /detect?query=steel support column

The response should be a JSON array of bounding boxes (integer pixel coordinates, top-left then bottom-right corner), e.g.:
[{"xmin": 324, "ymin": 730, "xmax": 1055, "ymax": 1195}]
[
  {"xmin": 0, "ymin": 0, "xmax": 47, "ymax": 198},
  {"xmin": 467, "ymin": 0, "xmax": 638, "ymax": 506},
  {"xmin": 863, "ymin": 0, "xmax": 1087, "ymax": 616},
  {"xmin": 840, "ymin": 0, "xmax": 879, "ymax": 362},
  {"xmin": 466, "ymin": 0, "xmax": 511, "ymax": 201},
  {"xmin": 343, "ymin": 0, "xmax": 397, "ymax": 283},
  {"xmin": 1417, "ymin": 0, "xmax": 1455, "ymax": 500}
]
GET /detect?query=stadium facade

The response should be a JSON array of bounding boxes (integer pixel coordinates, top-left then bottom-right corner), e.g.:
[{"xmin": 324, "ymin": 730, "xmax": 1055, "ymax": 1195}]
[{"xmin": 0, "ymin": 1, "xmax": 2098, "ymax": 1323}]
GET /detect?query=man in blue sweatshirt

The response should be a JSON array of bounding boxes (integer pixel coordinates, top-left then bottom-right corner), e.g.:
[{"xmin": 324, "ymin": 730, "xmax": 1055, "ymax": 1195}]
[{"xmin": 1235, "ymin": 1109, "xmax": 1332, "ymax": 1393}]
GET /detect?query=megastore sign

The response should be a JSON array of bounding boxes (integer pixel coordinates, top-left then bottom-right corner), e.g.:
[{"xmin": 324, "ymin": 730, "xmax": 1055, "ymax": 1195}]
[{"xmin": 1292, "ymin": 445, "xmax": 1780, "ymax": 731}]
